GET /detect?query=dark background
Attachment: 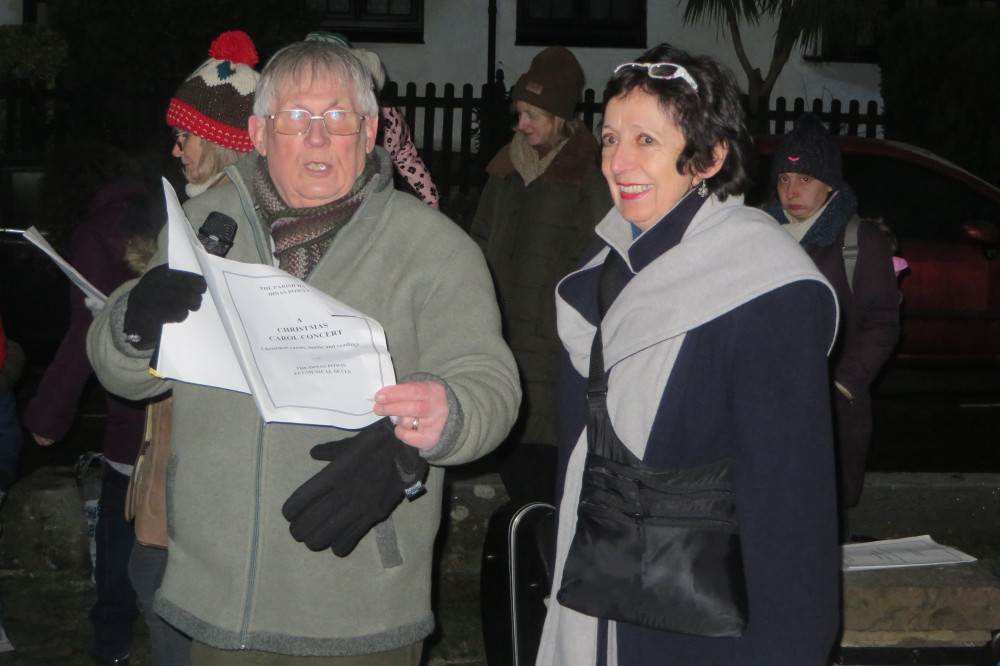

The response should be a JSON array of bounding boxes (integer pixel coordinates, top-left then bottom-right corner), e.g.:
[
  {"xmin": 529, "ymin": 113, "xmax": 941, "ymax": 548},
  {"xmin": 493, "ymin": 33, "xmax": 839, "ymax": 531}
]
[{"xmin": 2, "ymin": 2, "xmax": 999, "ymax": 480}]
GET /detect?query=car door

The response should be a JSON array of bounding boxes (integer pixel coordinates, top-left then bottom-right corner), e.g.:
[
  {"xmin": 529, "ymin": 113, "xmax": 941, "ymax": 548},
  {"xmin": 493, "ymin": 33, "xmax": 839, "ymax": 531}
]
[{"xmin": 845, "ymin": 149, "xmax": 1000, "ymax": 361}]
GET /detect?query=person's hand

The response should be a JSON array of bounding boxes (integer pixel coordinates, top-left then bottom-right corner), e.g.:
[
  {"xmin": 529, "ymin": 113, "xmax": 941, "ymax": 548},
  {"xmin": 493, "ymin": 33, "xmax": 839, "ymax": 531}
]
[
  {"xmin": 32, "ymin": 433, "xmax": 54, "ymax": 446},
  {"xmin": 123, "ymin": 265, "xmax": 207, "ymax": 351},
  {"xmin": 281, "ymin": 418, "xmax": 429, "ymax": 556},
  {"xmin": 373, "ymin": 381, "xmax": 449, "ymax": 450}
]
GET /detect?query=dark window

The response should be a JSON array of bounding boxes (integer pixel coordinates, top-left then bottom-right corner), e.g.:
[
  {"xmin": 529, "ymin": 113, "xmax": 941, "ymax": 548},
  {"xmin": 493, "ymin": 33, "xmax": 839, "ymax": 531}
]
[
  {"xmin": 809, "ymin": 0, "xmax": 998, "ymax": 63},
  {"xmin": 516, "ymin": 0, "xmax": 645, "ymax": 48},
  {"xmin": 313, "ymin": 0, "xmax": 423, "ymax": 43},
  {"xmin": 805, "ymin": 1, "xmax": 887, "ymax": 64}
]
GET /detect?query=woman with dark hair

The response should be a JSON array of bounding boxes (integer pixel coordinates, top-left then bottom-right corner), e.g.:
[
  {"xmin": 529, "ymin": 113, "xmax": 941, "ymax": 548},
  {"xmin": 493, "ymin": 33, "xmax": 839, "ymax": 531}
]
[{"xmin": 537, "ymin": 44, "xmax": 841, "ymax": 664}]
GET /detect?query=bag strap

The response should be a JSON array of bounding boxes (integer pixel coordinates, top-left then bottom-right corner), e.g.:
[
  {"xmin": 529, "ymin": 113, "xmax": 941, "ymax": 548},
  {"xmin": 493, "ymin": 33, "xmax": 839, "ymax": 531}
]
[
  {"xmin": 586, "ymin": 250, "xmax": 638, "ymax": 463},
  {"xmin": 588, "ymin": 249, "xmax": 632, "ymax": 392},
  {"xmin": 842, "ymin": 217, "xmax": 861, "ymax": 293}
]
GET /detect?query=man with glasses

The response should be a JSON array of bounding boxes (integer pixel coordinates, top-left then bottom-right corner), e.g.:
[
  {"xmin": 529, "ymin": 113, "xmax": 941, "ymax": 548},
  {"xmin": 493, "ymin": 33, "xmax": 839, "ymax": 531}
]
[{"xmin": 87, "ymin": 40, "xmax": 520, "ymax": 665}]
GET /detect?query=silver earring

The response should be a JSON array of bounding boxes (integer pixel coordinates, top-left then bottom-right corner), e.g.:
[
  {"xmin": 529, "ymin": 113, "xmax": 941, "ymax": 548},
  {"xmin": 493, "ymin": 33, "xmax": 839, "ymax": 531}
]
[{"xmin": 697, "ymin": 180, "xmax": 709, "ymax": 198}]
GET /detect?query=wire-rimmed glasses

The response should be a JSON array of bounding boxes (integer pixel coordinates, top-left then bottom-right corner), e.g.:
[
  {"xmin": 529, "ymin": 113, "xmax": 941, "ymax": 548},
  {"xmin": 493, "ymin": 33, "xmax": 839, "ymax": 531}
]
[{"xmin": 267, "ymin": 109, "xmax": 365, "ymax": 136}]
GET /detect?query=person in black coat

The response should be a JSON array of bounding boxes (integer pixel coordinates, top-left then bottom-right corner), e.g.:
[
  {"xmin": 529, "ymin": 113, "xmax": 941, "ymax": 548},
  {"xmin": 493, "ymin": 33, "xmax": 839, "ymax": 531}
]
[
  {"xmin": 538, "ymin": 44, "xmax": 841, "ymax": 665},
  {"xmin": 762, "ymin": 113, "xmax": 901, "ymax": 510}
]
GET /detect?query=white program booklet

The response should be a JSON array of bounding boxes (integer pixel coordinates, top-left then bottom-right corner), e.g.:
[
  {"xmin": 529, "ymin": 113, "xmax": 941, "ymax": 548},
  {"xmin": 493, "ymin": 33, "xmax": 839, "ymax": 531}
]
[
  {"xmin": 156, "ymin": 179, "xmax": 395, "ymax": 429},
  {"xmin": 842, "ymin": 535, "xmax": 977, "ymax": 572}
]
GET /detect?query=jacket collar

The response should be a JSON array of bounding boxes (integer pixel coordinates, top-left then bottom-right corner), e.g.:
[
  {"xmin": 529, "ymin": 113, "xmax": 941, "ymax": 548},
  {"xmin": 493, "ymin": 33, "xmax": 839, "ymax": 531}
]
[{"xmin": 485, "ymin": 121, "xmax": 600, "ymax": 186}]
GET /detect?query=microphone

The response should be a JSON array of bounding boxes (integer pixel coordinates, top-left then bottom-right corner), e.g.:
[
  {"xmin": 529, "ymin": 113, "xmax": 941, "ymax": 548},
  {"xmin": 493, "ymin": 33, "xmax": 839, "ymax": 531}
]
[
  {"xmin": 146, "ymin": 212, "xmax": 238, "ymax": 371},
  {"xmin": 197, "ymin": 212, "xmax": 238, "ymax": 257}
]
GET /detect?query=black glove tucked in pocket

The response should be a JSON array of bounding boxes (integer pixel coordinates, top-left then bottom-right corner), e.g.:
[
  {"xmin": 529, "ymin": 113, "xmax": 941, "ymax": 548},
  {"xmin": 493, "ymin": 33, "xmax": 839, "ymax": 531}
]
[
  {"xmin": 123, "ymin": 264, "xmax": 207, "ymax": 351},
  {"xmin": 282, "ymin": 417, "xmax": 429, "ymax": 557}
]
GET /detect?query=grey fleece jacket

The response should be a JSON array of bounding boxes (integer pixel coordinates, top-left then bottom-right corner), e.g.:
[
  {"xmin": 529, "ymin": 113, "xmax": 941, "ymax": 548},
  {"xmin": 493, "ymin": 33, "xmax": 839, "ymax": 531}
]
[{"xmin": 86, "ymin": 148, "xmax": 520, "ymax": 656}]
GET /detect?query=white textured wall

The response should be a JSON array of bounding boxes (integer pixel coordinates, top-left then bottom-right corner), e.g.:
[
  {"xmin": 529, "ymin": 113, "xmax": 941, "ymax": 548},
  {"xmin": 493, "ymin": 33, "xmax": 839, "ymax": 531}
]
[{"xmin": 359, "ymin": 0, "xmax": 881, "ymax": 108}]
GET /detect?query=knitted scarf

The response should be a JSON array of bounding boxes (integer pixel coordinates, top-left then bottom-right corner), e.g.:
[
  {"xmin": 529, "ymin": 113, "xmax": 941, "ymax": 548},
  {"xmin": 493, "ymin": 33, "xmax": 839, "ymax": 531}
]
[
  {"xmin": 509, "ymin": 129, "xmax": 567, "ymax": 186},
  {"xmin": 255, "ymin": 154, "xmax": 379, "ymax": 279},
  {"xmin": 762, "ymin": 184, "xmax": 859, "ymax": 248}
]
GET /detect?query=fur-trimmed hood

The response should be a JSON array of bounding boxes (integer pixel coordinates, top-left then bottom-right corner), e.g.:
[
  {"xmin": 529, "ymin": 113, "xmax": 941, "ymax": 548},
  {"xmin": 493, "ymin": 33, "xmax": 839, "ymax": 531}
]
[
  {"xmin": 762, "ymin": 183, "xmax": 858, "ymax": 247},
  {"xmin": 486, "ymin": 121, "xmax": 601, "ymax": 186}
]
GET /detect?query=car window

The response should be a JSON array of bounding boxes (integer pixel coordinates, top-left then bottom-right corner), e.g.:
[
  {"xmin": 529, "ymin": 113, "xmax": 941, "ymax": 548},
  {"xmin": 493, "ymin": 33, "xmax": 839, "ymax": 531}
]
[
  {"xmin": 844, "ymin": 154, "xmax": 1000, "ymax": 243},
  {"xmin": 748, "ymin": 145, "xmax": 1000, "ymax": 246}
]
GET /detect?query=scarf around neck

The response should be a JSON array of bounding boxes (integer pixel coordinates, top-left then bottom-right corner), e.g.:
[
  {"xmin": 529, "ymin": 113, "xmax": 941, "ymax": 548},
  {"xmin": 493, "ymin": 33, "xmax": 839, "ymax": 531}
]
[
  {"xmin": 255, "ymin": 153, "xmax": 379, "ymax": 279},
  {"xmin": 509, "ymin": 129, "xmax": 568, "ymax": 186},
  {"xmin": 185, "ymin": 170, "xmax": 227, "ymax": 198},
  {"xmin": 762, "ymin": 184, "xmax": 859, "ymax": 248}
]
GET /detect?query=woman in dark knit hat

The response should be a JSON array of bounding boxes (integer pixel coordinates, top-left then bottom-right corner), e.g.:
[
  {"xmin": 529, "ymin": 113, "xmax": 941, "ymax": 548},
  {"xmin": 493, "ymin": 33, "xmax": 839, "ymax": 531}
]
[
  {"xmin": 471, "ymin": 46, "xmax": 612, "ymax": 458},
  {"xmin": 762, "ymin": 113, "xmax": 900, "ymax": 512}
]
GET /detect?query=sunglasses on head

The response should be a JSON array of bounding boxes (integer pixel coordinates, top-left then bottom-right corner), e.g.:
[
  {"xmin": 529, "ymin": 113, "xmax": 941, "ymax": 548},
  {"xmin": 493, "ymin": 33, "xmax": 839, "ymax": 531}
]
[{"xmin": 614, "ymin": 62, "xmax": 699, "ymax": 93}]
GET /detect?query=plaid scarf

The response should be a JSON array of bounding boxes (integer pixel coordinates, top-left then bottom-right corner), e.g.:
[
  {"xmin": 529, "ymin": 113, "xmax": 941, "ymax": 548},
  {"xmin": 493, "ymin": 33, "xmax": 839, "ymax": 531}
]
[{"xmin": 255, "ymin": 154, "xmax": 379, "ymax": 279}]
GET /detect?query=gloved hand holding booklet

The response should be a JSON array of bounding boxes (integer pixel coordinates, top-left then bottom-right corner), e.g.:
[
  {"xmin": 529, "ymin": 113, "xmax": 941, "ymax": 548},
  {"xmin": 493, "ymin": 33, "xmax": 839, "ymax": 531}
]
[{"xmin": 156, "ymin": 179, "xmax": 396, "ymax": 429}]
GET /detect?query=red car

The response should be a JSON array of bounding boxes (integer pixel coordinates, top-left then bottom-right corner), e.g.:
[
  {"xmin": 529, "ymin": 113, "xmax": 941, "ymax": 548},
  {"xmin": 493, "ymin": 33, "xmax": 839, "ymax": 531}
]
[{"xmin": 752, "ymin": 136, "xmax": 1000, "ymax": 363}]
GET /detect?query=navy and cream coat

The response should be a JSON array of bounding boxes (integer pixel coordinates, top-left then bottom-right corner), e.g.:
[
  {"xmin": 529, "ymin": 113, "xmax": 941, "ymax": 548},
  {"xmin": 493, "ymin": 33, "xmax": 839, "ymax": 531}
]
[{"xmin": 538, "ymin": 191, "xmax": 842, "ymax": 665}]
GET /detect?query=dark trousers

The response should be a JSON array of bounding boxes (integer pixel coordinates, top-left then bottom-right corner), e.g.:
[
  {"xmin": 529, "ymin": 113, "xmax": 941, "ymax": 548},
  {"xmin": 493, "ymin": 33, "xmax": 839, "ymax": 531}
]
[
  {"xmin": 0, "ymin": 388, "xmax": 22, "ymax": 491},
  {"xmin": 833, "ymin": 389, "xmax": 873, "ymax": 508},
  {"xmin": 89, "ymin": 464, "xmax": 139, "ymax": 660},
  {"xmin": 129, "ymin": 540, "xmax": 192, "ymax": 665}
]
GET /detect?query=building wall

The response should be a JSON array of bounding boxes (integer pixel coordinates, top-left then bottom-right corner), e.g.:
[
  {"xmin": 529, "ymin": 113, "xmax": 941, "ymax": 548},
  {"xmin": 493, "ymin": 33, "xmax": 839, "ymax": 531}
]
[
  {"xmin": 0, "ymin": 0, "xmax": 23, "ymax": 25},
  {"xmin": 357, "ymin": 0, "xmax": 882, "ymax": 108}
]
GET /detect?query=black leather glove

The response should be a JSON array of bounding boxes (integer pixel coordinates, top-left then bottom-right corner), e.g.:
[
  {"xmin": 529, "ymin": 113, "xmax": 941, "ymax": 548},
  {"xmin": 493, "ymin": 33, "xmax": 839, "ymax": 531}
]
[
  {"xmin": 123, "ymin": 264, "xmax": 207, "ymax": 351},
  {"xmin": 282, "ymin": 417, "xmax": 429, "ymax": 556}
]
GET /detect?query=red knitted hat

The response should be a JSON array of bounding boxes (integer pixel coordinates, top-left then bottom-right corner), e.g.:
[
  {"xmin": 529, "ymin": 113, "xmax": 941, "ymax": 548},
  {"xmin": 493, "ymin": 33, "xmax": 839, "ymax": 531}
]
[{"xmin": 166, "ymin": 31, "xmax": 260, "ymax": 152}]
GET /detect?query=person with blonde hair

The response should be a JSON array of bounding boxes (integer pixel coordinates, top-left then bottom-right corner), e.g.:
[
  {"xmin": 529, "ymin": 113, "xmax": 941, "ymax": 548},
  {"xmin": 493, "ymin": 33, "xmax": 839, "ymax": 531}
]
[
  {"xmin": 128, "ymin": 30, "xmax": 261, "ymax": 666},
  {"xmin": 471, "ymin": 46, "xmax": 611, "ymax": 454},
  {"xmin": 166, "ymin": 30, "xmax": 260, "ymax": 199}
]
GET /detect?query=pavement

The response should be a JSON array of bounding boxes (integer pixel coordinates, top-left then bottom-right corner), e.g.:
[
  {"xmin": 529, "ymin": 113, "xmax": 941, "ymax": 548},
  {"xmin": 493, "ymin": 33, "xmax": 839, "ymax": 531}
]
[{"xmin": 0, "ymin": 465, "xmax": 499, "ymax": 666}]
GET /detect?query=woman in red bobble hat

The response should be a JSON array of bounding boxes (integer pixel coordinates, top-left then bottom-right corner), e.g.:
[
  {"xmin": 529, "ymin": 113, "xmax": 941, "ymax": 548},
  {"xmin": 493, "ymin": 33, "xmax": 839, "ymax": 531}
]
[
  {"xmin": 166, "ymin": 30, "xmax": 260, "ymax": 198},
  {"xmin": 126, "ymin": 31, "xmax": 261, "ymax": 666}
]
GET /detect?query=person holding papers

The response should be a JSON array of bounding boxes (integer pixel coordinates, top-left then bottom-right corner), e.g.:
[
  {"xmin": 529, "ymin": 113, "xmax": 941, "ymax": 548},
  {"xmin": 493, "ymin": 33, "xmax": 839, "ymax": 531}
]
[
  {"xmin": 87, "ymin": 39, "xmax": 519, "ymax": 665},
  {"xmin": 24, "ymin": 143, "xmax": 149, "ymax": 666},
  {"xmin": 125, "ymin": 30, "xmax": 262, "ymax": 666}
]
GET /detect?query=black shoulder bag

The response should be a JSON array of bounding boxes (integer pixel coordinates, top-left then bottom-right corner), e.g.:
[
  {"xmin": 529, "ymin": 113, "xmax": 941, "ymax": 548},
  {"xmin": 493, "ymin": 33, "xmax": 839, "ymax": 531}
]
[{"xmin": 556, "ymin": 250, "xmax": 749, "ymax": 637}]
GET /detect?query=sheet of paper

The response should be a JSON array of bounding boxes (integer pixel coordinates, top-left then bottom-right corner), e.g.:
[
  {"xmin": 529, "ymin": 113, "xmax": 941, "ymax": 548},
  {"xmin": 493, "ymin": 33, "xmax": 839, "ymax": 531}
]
[
  {"xmin": 156, "ymin": 178, "xmax": 395, "ymax": 428},
  {"xmin": 842, "ymin": 534, "xmax": 977, "ymax": 571},
  {"xmin": 19, "ymin": 226, "xmax": 107, "ymax": 304},
  {"xmin": 216, "ymin": 265, "xmax": 395, "ymax": 429},
  {"xmin": 159, "ymin": 180, "xmax": 249, "ymax": 393}
]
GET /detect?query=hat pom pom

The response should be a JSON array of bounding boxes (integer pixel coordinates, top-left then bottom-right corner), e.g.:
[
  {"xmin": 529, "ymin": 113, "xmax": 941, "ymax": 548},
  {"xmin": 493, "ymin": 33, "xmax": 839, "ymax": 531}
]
[{"xmin": 209, "ymin": 30, "xmax": 259, "ymax": 68}]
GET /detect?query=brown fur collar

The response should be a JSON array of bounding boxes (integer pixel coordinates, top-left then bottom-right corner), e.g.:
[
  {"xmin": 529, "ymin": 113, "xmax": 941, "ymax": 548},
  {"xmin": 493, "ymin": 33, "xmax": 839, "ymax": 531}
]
[{"xmin": 486, "ymin": 121, "xmax": 600, "ymax": 186}]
